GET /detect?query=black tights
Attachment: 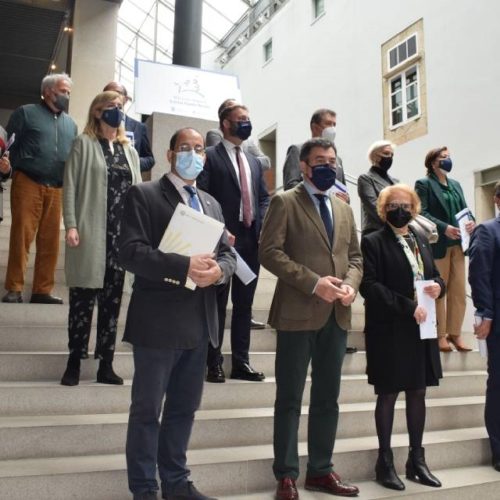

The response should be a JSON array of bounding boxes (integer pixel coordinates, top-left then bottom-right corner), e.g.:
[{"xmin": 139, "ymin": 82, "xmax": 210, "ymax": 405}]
[{"xmin": 375, "ymin": 388, "xmax": 426, "ymax": 451}]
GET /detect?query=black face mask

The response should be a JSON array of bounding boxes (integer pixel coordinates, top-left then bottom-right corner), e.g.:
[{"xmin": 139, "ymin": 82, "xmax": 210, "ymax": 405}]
[
  {"xmin": 379, "ymin": 156, "xmax": 393, "ymax": 171},
  {"xmin": 386, "ymin": 207, "xmax": 413, "ymax": 228}
]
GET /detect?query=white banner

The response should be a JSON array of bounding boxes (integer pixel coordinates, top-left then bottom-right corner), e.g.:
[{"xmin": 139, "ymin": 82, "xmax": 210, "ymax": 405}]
[{"xmin": 134, "ymin": 59, "xmax": 241, "ymax": 120}]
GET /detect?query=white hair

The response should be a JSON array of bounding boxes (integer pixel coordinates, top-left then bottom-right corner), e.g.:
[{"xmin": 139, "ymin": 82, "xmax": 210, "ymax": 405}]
[
  {"xmin": 367, "ymin": 140, "xmax": 395, "ymax": 164},
  {"xmin": 40, "ymin": 73, "xmax": 73, "ymax": 95}
]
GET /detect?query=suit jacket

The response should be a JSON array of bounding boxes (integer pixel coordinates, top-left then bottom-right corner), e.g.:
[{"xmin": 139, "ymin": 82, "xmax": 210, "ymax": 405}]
[
  {"xmin": 282, "ymin": 142, "xmax": 346, "ymax": 191},
  {"xmin": 258, "ymin": 182, "xmax": 362, "ymax": 331},
  {"xmin": 357, "ymin": 166, "xmax": 398, "ymax": 235},
  {"xmin": 125, "ymin": 115, "xmax": 155, "ymax": 172},
  {"xmin": 360, "ymin": 225, "xmax": 444, "ymax": 389},
  {"xmin": 197, "ymin": 141, "xmax": 270, "ymax": 236},
  {"xmin": 415, "ymin": 175, "xmax": 469, "ymax": 259},
  {"xmin": 119, "ymin": 175, "xmax": 236, "ymax": 350},
  {"xmin": 469, "ymin": 216, "xmax": 500, "ymax": 323}
]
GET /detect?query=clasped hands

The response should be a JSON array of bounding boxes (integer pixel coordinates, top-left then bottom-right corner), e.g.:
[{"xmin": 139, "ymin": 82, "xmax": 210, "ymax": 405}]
[
  {"xmin": 314, "ymin": 276, "xmax": 355, "ymax": 306},
  {"xmin": 413, "ymin": 282, "xmax": 441, "ymax": 324},
  {"xmin": 188, "ymin": 253, "xmax": 222, "ymax": 288}
]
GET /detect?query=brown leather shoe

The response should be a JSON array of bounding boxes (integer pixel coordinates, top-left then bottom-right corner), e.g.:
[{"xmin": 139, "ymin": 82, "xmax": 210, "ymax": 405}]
[
  {"xmin": 305, "ymin": 472, "xmax": 359, "ymax": 496},
  {"xmin": 276, "ymin": 477, "xmax": 299, "ymax": 500}
]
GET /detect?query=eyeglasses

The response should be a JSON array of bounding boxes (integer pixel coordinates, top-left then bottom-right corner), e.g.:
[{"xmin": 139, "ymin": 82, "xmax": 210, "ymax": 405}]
[
  {"xmin": 178, "ymin": 144, "xmax": 205, "ymax": 154},
  {"xmin": 308, "ymin": 162, "xmax": 337, "ymax": 169},
  {"xmin": 386, "ymin": 203, "xmax": 413, "ymax": 211}
]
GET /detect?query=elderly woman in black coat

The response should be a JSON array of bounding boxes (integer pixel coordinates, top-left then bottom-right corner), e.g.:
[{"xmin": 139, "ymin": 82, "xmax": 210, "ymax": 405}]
[{"xmin": 360, "ymin": 184, "xmax": 445, "ymax": 491}]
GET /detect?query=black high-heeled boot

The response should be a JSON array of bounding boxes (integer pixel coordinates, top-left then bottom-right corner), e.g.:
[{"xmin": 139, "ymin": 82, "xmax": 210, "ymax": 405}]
[
  {"xmin": 96, "ymin": 360, "xmax": 124, "ymax": 385},
  {"xmin": 406, "ymin": 447, "xmax": 441, "ymax": 487},
  {"xmin": 375, "ymin": 449, "xmax": 405, "ymax": 490},
  {"xmin": 61, "ymin": 355, "xmax": 81, "ymax": 386}
]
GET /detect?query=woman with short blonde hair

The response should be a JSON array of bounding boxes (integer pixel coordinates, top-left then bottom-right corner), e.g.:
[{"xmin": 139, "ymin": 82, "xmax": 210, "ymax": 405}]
[
  {"xmin": 360, "ymin": 183, "xmax": 444, "ymax": 491},
  {"xmin": 358, "ymin": 140, "xmax": 398, "ymax": 236}
]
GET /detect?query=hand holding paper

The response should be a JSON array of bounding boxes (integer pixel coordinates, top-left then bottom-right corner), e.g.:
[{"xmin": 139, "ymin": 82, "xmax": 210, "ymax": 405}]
[
  {"xmin": 415, "ymin": 280, "xmax": 437, "ymax": 339},
  {"xmin": 188, "ymin": 254, "xmax": 222, "ymax": 288},
  {"xmin": 455, "ymin": 208, "xmax": 474, "ymax": 252}
]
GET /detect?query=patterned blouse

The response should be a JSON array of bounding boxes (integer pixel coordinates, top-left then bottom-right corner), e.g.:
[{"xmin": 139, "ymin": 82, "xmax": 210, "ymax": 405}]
[{"xmin": 99, "ymin": 139, "xmax": 132, "ymax": 270}]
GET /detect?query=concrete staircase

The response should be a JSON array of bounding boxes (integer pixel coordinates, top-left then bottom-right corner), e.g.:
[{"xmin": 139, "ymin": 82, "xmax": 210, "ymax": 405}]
[{"xmin": 0, "ymin": 184, "xmax": 498, "ymax": 499}]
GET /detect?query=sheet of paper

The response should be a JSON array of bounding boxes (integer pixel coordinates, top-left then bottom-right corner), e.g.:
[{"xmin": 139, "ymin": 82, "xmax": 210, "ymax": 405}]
[
  {"xmin": 159, "ymin": 203, "xmax": 224, "ymax": 289},
  {"xmin": 455, "ymin": 208, "xmax": 473, "ymax": 253},
  {"xmin": 232, "ymin": 248, "xmax": 257, "ymax": 285},
  {"xmin": 474, "ymin": 315, "xmax": 488, "ymax": 358},
  {"xmin": 415, "ymin": 280, "xmax": 437, "ymax": 339},
  {"xmin": 331, "ymin": 179, "xmax": 348, "ymax": 195}
]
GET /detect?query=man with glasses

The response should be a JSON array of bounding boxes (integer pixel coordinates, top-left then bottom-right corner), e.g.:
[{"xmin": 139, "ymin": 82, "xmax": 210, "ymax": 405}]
[
  {"xmin": 259, "ymin": 138, "xmax": 362, "ymax": 500},
  {"xmin": 120, "ymin": 127, "xmax": 235, "ymax": 500},
  {"xmin": 103, "ymin": 82, "xmax": 155, "ymax": 181},
  {"xmin": 198, "ymin": 102, "xmax": 270, "ymax": 383}
]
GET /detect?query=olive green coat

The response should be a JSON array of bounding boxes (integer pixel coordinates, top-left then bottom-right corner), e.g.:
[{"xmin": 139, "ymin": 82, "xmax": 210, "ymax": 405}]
[{"xmin": 63, "ymin": 134, "xmax": 141, "ymax": 288}]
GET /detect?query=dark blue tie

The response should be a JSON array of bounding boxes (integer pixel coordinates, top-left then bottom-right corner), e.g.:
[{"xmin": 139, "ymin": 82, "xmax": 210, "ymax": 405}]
[
  {"xmin": 314, "ymin": 194, "xmax": 334, "ymax": 245},
  {"xmin": 183, "ymin": 185, "xmax": 201, "ymax": 212}
]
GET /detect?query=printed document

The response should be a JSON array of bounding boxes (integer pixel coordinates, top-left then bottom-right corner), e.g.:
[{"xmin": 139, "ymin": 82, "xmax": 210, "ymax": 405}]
[
  {"xmin": 455, "ymin": 208, "xmax": 473, "ymax": 253},
  {"xmin": 415, "ymin": 280, "xmax": 437, "ymax": 339}
]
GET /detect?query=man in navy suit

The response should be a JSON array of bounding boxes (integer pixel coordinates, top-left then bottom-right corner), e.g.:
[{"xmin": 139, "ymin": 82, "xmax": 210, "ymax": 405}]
[
  {"xmin": 197, "ymin": 102, "xmax": 270, "ymax": 383},
  {"xmin": 469, "ymin": 180, "xmax": 500, "ymax": 473},
  {"xmin": 120, "ymin": 127, "xmax": 236, "ymax": 499},
  {"xmin": 104, "ymin": 82, "xmax": 155, "ymax": 180}
]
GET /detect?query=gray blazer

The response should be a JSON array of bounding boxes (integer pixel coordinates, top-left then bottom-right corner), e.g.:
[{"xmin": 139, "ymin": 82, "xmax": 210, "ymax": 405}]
[
  {"xmin": 357, "ymin": 166, "xmax": 398, "ymax": 235},
  {"xmin": 119, "ymin": 175, "xmax": 236, "ymax": 350},
  {"xmin": 282, "ymin": 142, "xmax": 346, "ymax": 191}
]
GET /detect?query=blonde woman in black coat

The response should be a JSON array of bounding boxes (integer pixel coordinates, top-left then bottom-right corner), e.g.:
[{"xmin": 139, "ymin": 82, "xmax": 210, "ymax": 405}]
[{"xmin": 360, "ymin": 184, "xmax": 445, "ymax": 491}]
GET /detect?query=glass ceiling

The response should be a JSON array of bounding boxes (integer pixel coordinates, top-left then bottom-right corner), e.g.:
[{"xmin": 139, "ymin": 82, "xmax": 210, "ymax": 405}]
[{"xmin": 115, "ymin": 0, "xmax": 253, "ymax": 99}]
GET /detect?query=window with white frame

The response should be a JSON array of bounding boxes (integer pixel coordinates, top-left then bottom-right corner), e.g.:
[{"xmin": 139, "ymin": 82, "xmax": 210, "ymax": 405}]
[
  {"xmin": 313, "ymin": 0, "xmax": 325, "ymax": 19},
  {"xmin": 381, "ymin": 19, "xmax": 427, "ymax": 143},
  {"xmin": 390, "ymin": 66, "xmax": 420, "ymax": 127},
  {"xmin": 388, "ymin": 34, "xmax": 417, "ymax": 70},
  {"xmin": 263, "ymin": 39, "xmax": 272, "ymax": 62}
]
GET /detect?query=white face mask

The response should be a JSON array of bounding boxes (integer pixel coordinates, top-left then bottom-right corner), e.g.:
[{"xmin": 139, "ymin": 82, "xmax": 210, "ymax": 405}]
[{"xmin": 321, "ymin": 126, "xmax": 336, "ymax": 144}]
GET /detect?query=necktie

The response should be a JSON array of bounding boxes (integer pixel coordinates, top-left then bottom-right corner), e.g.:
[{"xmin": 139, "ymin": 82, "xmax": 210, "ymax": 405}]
[
  {"xmin": 235, "ymin": 146, "xmax": 252, "ymax": 228},
  {"xmin": 314, "ymin": 194, "xmax": 334, "ymax": 245},
  {"xmin": 183, "ymin": 185, "xmax": 201, "ymax": 212}
]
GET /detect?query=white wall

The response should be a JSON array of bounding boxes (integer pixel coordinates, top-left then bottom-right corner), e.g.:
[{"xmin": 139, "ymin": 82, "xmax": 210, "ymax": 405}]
[{"xmin": 219, "ymin": 0, "xmax": 500, "ymax": 227}]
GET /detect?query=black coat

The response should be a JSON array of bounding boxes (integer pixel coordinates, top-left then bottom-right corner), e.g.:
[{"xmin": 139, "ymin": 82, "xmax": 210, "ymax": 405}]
[
  {"xmin": 118, "ymin": 176, "xmax": 236, "ymax": 350},
  {"xmin": 360, "ymin": 225, "xmax": 445, "ymax": 392}
]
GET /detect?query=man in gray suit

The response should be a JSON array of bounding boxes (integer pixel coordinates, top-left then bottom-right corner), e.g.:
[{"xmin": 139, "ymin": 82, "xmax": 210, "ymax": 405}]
[{"xmin": 119, "ymin": 128, "xmax": 236, "ymax": 500}]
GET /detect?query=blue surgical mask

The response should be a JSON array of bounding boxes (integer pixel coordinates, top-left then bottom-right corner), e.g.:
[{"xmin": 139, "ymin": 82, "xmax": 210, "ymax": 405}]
[
  {"xmin": 101, "ymin": 106, "xmax": 124, "ymax": 128},
  {"xmin": 439, "ymin": 157, "xmax": 453, "ymax": 174},
  {"xmin": 175, "ymin": 150, "xmax": 204, "ymax": 180},
  {"xmin": 231, "ymin": 120, "xmax": 252, "ymax": 141},
  {"xmin": 309, "ymin": 164, "xmax": 336, "ymax": 192}
]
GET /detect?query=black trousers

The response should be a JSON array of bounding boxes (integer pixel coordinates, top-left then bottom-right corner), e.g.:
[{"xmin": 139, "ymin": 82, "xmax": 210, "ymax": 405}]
[
  {"xmin": 67, "ymin": 265, "xmax": 125, "ymax": 362},
  {"xmin": 207, "ymin": 222, "xmax": 260, "ymax": 368},
  {"xmin": 486, "ymin": 328, "xmax": 500, "ymax": 460}
]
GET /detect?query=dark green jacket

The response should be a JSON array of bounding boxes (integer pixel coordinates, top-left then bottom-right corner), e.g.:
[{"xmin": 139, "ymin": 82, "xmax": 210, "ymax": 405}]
[
  {"xmin": 415, "ymin": 175, "xmax": 469, "ymax": 259},
  {"xmin": 6, "ymin": 102, "xmax": 77, "ymax": 186}
]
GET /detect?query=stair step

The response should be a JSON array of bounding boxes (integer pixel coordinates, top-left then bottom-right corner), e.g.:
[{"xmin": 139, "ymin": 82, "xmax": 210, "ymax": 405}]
[
  {"xmin": 221, "ymin": 465, "xmax": 500, "ymax": 499},
  {"xmin": 0, "ymin": 371, "xmax": 487, "ymax": 416},
  {"xmin": 0, "ymin": 427, "xmax": 491, "ymax": 499},
  {"xmin": 0, "ymin": 396, "xmax": 485, "ymax": 460}
]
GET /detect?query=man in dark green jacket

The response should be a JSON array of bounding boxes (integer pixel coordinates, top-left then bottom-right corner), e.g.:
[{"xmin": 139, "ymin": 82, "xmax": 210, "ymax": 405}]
[{"xmin": 2, "ymin": 73, "xmax": 77, "ymax": 304}]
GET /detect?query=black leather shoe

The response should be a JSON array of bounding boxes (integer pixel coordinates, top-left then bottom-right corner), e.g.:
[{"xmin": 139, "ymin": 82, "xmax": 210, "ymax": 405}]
[
  {"xmin": 134, "ymin": 491, "xmax": 158, "ymax": 500},
  {"xmin": 30, "ymin": 293, "xmax": 63, "ymax": 304},
  {"xmin": 2, "ymin": 291, "xmax": 23, "ymax": 303},
  {"xmin": 376, "ymin": 449, "xmax": 405, "ymax": 490},
  {"xmin": 230, "ymin": 362, "xmax": 265, "ymax": 381},
  {"xmin": 346, "ymin": 346, "xmax": 358, "ymax": 354},
  {"xmin": 493, "ymin": 458, "xmax": 500, "ymax": 472},
  {"xmin": 96, "ymin": 360, "xmax": 124, "ymax": 385},
  {"xmin": 163, "ymin": 481, "xmax": 216, "ymax": 499},
  {"xmin": 406, "ymin": 447, "xmax": 441, "ymax": 487},
  {"xmin": 206, "ymin": 364, "xmax": 225, "ymax": 383},
  {"xmin": 61, "ymin": 356, "xmax": 81, "ymax": 386},
  {"xmin": 250, "ymin": 318, "xmax": 266, "ymax": 329}
]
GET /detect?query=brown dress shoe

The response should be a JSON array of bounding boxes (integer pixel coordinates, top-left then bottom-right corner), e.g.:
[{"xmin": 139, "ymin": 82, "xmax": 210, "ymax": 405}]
[
  {"xmin": 276, "ymin": 477, "xmax": 299, "ymax": 500},
  {"xmin": 305, "ymin": 472, "xmax": 359, "ymax": 497}
]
